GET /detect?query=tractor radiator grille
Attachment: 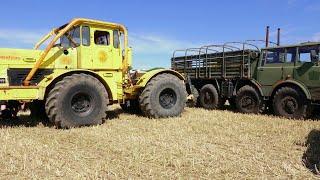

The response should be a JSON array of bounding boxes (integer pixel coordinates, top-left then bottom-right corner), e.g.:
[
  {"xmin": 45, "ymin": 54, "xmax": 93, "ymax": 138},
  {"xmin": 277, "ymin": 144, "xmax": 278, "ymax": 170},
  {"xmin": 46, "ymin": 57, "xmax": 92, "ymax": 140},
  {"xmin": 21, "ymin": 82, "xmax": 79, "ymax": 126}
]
[{"xmin": 7, "ymin": 68, "xmax": 53, "ymax": 86}]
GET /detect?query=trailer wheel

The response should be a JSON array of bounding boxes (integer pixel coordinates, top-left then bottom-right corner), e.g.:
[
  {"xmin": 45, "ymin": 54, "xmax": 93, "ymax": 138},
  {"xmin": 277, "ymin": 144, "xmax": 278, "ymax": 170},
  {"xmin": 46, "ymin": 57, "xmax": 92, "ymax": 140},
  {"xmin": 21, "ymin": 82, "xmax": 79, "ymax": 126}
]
[
  {"xmin": 199, "ymin": 84, "xmax": 219, "ymax": 109},
  {"xmin": 273, "ymin": 87, "xmax": 308, "ymax": 119},
  {"xmin": 45, "ymin": 74, "xmax": 109, "ymax": 128},
  {"xmin": 120, "ymin": 100, "xmax": 141, "ymax": 114},
  {"xmin": 236, "ymin": 85, "xmax": 261, "ymax": 114},
  {"xmin": 139, "ymin": 73, "xmax": 186, "ymax": 118}
]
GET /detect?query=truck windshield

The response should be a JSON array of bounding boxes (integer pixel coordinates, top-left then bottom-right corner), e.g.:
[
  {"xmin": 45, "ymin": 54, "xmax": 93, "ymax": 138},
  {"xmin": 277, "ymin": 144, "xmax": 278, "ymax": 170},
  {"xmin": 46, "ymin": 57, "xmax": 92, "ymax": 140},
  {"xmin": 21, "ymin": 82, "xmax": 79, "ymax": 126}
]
[
  {"xmin": 60, "ymin": 26, "xmax": 80, "ymax": 48},
  {"xmin": 263, "ymin": 48, "xmax": 285, "ymax": 64}
]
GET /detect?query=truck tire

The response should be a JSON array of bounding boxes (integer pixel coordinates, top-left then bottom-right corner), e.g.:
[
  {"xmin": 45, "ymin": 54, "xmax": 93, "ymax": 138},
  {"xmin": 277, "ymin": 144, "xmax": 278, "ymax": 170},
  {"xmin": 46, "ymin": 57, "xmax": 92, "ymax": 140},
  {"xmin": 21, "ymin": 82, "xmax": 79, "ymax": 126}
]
[
  {"xmin": 186, "ymin": 85, "xmax": 199, "ymax": 107},
  {"xmin": 139, "ymin": 73, "xmax": 186, "ymax": 118},
  {"xmin": 45, "ymin": 73, "xmax": 109, "ymax": 128},
  {"xmin": 273, "ymin": 87, "xmax": 307, "ymax": 119},
  {"xmin": 120, "ymin": 100, "xmax": 141, "ymax": 114},
  {"xmin": 236, "ymin": 85, "xmax": 261, "ymax": 114},
  {"xmin": 199, "ymin": 84, "xmax": 219, "ymax": 109}
]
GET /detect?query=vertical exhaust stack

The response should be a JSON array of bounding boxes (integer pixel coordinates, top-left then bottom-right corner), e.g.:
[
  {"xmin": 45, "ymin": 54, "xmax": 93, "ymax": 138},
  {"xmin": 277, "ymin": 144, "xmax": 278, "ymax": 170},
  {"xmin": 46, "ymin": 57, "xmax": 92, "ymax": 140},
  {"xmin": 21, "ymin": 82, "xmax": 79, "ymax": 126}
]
[
  {"xmin": 277, "ymin": 28, "xmax": 281, "ymax": 46},
  {"xmin": 265, "ymin": 26, "xmax": 270, "ymax": 47}
]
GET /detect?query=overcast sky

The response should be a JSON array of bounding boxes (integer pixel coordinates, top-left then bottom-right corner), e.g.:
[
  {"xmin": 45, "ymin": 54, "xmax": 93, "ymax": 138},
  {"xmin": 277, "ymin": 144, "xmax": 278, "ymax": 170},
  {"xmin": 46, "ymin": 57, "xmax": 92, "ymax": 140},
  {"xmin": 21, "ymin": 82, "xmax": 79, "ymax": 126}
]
[{"xmin": 0, "ymin": 0, "xmax": 320, "ymax": 69}]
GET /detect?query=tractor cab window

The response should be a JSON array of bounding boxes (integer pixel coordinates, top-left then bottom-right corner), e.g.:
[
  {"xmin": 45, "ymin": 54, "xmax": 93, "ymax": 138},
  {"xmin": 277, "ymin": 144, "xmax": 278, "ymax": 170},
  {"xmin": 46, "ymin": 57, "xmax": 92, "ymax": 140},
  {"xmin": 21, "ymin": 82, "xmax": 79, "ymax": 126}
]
[
  {"xmin": 262, "ymin": 48, "xmax": 285, "ymax": 65},
  {"xmin": 94, "ymin": 31, "xmax": 110, "ymax": 46},
  {"xmin": 298, "ymin": 45, "xmax": 320, "ymax": 63},
  {"xmin": 82, "ymin": 26, "xmax": 90, "ymax": 46},
  {"xmin": 113, "ymin": 30, "xmax": 120, "ymax": 49},
  {"xmin": 60, "ymin": 26, "xmax": 81, "ymax": 48}
]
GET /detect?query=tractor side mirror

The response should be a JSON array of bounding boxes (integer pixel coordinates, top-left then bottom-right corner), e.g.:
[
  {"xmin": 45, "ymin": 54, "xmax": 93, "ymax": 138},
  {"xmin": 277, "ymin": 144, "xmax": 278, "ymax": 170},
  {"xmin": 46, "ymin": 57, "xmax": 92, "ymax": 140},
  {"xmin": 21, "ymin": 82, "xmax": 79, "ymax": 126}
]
[{"xmin": 311, "ymin": 50, "xmax": 319, "ymax": 63}]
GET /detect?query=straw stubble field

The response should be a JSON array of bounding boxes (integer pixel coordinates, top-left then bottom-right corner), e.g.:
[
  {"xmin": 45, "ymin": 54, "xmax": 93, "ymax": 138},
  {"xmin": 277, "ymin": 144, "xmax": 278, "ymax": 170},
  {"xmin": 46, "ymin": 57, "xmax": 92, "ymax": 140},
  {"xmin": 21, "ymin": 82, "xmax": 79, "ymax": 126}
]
[{"xmin": 0, "ymin": 106, "xmax": 319, "ymax": 179}]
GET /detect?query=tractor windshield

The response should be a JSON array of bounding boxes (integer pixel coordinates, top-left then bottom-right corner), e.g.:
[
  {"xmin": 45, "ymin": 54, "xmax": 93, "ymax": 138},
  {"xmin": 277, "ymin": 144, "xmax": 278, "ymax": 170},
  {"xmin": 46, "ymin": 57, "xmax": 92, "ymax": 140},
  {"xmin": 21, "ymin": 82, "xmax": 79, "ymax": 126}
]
[{"xmin": 59, "ymin": 26, "xmax": 80, "ymax": 48}]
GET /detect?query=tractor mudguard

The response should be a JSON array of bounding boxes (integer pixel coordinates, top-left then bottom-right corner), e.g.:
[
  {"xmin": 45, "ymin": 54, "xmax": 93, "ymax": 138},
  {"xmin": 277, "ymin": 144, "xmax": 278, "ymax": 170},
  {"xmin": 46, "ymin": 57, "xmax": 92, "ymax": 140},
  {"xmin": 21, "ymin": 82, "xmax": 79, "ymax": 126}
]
[{"xmin": 135, "ymin": 68, "xmax": 185, "ymax": 87}]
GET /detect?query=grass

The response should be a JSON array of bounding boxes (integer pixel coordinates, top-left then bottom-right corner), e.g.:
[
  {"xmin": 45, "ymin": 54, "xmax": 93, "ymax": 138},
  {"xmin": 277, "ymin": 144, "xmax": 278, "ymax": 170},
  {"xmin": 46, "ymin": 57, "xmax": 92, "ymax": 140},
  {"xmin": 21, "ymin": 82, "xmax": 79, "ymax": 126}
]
[{"xmin": 0, "ymin": 106, "xmax": 319, "ymax": 179}]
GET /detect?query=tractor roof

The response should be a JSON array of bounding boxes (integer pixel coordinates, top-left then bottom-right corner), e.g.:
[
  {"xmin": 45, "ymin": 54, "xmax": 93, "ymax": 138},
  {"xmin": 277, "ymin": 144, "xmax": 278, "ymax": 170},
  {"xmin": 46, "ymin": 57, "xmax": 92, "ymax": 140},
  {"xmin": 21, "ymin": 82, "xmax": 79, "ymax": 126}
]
[{"xmin": 55, "ymin": 18, "xmax": 127, "ymax": 33}]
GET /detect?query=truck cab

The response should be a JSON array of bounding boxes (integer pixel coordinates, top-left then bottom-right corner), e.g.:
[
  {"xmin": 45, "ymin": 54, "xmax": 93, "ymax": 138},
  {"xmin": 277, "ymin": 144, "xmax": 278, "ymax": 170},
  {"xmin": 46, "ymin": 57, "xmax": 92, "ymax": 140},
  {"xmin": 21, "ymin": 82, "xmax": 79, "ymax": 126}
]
[{"xmin": 257, "ymin": 42, "xmax": 320, "ymax": 101}]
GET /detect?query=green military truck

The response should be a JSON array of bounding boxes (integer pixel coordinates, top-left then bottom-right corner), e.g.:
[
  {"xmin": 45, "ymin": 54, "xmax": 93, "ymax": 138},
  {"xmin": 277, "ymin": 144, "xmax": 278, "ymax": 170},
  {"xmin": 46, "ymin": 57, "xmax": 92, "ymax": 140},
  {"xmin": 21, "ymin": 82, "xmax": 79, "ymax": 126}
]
[{"xmin": 172, "ymin": 32, "xmax": 320, "ymax": 119}]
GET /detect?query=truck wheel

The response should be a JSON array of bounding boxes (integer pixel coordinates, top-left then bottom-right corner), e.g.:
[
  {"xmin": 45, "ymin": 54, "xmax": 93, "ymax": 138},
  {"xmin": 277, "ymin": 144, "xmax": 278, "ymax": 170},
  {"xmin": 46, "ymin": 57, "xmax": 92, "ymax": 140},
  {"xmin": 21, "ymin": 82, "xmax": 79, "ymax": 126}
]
[
  {"xmin": 120, "ymin": 100, "xmax": 141, "ymax": 114},
  {"xmin": 199, "ymin": 84, "xmax": 219, "ymax": 109},
  {"xmin": 236, "ymin": 85, "xmax": 261, "ymax": 114},
  {"xmin": 273, "ymin": 87, "xmax": 307, "ymax": 119},
  {"xmin": 139, "ymin": 73, "xmax": 186, "ymax": 118},
  {"xmin": 187, "ymin": 85, "xmax": 199, "ymax": 107},
  {"xmin": 45, "ymin": 74, "xmax": 109, "ymax": 128}
]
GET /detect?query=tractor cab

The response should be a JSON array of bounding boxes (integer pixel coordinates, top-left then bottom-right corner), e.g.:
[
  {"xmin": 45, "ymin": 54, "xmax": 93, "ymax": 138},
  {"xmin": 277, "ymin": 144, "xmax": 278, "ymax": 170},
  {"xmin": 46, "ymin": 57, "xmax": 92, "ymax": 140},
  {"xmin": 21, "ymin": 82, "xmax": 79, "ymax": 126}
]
[{"xmin": 53, "ymin": 25, "xmax": 125, "ymax": 70}]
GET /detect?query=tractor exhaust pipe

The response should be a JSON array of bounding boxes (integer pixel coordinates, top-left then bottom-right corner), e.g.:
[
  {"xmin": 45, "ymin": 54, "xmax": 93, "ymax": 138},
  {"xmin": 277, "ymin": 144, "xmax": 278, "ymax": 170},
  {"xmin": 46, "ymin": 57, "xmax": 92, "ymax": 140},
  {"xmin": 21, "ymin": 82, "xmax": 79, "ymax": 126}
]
[
  {"xmin": 265, "ymin": 26, "xmax": 270, "ymax": 47},
  {"xmin": 277, "ymin": 28, "xmax": 281, "ymax": 46}
]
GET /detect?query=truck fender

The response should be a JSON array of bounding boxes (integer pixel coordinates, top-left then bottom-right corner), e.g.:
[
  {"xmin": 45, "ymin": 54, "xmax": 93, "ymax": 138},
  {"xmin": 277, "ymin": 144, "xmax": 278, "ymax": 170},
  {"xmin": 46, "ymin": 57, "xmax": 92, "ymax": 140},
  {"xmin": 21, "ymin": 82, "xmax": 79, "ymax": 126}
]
[
  {"xmin": 135, "ymin": 69, "xmax": 185, "ymax": 87},
  {"xmin": 271, "ymin": 79, "xmax": 311, "ymax": 100},
  {"xmin": 233, "ymin": 79, "xmax": 264, "ymax": 97},
  {"xmin": 248, "ymin": 79, "xmax": 264, "ymax": 97}
]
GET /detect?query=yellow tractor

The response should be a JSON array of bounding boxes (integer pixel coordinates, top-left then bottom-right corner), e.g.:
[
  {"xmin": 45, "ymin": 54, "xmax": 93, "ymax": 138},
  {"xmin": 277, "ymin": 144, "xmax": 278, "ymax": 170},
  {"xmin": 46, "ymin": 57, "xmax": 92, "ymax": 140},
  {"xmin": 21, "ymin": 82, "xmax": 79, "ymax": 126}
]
[{"xmin": 0, "ymin": 18, "xmax": 187, "ymax": 128}]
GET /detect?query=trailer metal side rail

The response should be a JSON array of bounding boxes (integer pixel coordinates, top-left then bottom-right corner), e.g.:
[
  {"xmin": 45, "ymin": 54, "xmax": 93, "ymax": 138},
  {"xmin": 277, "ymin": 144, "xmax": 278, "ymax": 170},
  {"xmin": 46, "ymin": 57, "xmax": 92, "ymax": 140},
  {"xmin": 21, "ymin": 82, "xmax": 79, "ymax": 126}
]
[
  {"xmin": 199, "ymin": 45, "xmax": 239, "ymax": 78},
  {"xmin": 172, "ymin": 50, "xmax": 186, "ymax": 71},
  {"xmin": 171, "ymin": 40, "xmax": 271, "ymax": 80},
  {"xmin": 223, "ymin": 42, "xmax": 260, "ymax": 78},
  {"xmin": 185, "ymin": 48, "xmax": 206, "ymax": 76},
  {"xmin": 172, "ymin": 48, "xmax": 206, "ymax": 76}
]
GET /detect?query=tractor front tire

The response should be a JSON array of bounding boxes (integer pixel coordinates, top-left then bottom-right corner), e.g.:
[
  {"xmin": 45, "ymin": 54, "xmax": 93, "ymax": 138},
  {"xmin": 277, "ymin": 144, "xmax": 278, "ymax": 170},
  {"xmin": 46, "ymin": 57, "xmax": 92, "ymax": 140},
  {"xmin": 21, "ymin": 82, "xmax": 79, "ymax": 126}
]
[
  {"xmin": 139, "ymin": 73, "xmax": 187, "ymax": 118},
  {"xmin": 45, "ymin": 74, "xmax": 109, "ymax": 128}
]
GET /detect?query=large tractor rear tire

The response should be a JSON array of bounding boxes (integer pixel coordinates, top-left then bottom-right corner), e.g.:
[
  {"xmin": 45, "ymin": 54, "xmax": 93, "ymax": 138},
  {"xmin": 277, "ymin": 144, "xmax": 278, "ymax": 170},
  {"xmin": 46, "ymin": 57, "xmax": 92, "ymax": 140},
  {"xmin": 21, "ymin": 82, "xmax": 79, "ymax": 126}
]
[
  {"xmin": 139, "ymin": 73, "xmax": 187, "ymax": 118},
  {"xmin": 45, "ymin": 74, "xmax": 109, "ymax": 128}
]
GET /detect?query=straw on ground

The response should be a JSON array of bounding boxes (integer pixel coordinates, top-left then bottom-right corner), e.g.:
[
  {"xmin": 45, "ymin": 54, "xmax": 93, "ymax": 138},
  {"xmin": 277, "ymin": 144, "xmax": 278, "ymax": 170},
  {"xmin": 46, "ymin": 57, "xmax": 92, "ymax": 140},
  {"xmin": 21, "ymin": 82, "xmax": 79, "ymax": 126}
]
[{"xmin": 0, "ymin": 106, "xmax": 319, "ymax": 179}]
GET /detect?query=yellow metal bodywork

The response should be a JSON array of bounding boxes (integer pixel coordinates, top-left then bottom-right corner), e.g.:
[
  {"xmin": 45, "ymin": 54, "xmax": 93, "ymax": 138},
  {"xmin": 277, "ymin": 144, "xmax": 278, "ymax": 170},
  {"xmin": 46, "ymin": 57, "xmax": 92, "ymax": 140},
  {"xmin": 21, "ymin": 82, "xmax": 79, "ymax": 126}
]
[
  {"xmin": 135, "ymin": 69, "xmax": 184, "ymax": 87},
  {"xmin": 0, "ymin": 18, "xmax": 184, "ymax": 103},
  {"xmin": 124, "ymin": 69, "xmax": 185, "ymax": 99},
  {"xmin": 24, "ymin": 18, "xmax": 130, "ymax": 85}
]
